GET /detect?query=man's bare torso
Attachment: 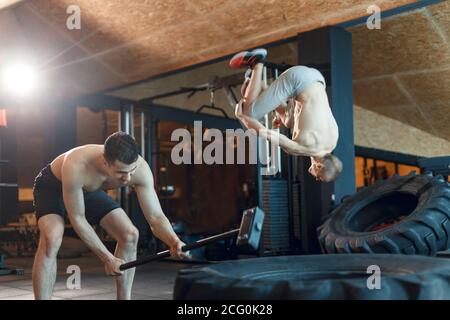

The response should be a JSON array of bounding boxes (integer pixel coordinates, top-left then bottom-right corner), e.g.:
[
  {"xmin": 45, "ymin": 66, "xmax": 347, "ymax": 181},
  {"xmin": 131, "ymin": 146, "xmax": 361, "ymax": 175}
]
[
  {"xmin": 50, "ymin": 144, "xmax": 141, "ymax": 192},
  {"xmin": 291, "ymin": 82, "xmax": 339, "ymax": 156}
]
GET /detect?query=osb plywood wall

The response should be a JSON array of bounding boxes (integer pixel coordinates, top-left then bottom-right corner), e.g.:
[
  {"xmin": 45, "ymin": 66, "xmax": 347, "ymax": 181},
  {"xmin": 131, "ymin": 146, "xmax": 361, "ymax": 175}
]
[
  {"xmin": 1, "ymin": 0, "xmax": 414, "ymax": 99},
  {"xmin": 350, "ymin": 0, "xmax": 450, "ymax": 142},
  {"xmin": 354, "ymin": 105, "xmax": 450, "ymax": 157}
]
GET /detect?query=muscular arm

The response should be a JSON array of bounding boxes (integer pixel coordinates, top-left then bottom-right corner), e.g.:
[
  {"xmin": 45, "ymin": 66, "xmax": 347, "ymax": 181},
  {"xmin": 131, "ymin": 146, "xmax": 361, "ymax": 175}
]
[
  {"xmin": 274, "ymin": 101, "xmax": 293, "ymax": 129},
  {"xmin": 236, "ymin": 100, "xmax": 319, "ymax": 157},
  {"xmin": 61, "ymin": 160, "xmax": 114, "ymax": 263},
  {"xmin": 133, "ymin": 158, "xmax": 179, "ymax": 247}
]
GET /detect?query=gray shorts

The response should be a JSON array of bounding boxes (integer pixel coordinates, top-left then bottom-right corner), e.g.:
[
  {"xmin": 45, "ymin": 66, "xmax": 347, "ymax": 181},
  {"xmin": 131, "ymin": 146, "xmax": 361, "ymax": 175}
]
[{"xmin": 250, "ymin": 66, "xmax": 326, "ymax": 120}]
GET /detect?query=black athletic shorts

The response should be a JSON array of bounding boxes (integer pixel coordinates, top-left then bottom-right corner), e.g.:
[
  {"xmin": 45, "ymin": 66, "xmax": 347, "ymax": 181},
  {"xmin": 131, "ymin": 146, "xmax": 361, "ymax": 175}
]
[{"xmin": 33, "ymin": 164, "xmax": 121, "ymax": 225}]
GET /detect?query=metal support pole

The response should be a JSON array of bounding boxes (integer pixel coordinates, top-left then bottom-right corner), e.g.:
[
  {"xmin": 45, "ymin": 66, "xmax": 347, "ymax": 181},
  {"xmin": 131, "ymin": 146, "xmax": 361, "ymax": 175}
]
[
  {"xmin": 262, "ymin": 66, "xmax": 271, "ymax": 172},
  {"xmin": 140, "ymin": 112, "xmax": 145, "ymax": 157},
  {"xmin": 129, "ymin": 104, "xmax": 134, "ymax": 138},
  {"xmin": 119, "ymin": 104, "xmax": 131, "ymax": 213},
  {"xmin": 273, "ymin": 68, "xmax": 282, "ymax": 176}
]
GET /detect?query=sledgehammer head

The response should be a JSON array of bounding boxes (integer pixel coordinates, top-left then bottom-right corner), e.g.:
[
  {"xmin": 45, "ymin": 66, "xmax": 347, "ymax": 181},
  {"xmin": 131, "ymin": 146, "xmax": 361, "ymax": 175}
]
[{"xmin": 236, "ymin": 207, "xmax": 264, "ymax": 250}]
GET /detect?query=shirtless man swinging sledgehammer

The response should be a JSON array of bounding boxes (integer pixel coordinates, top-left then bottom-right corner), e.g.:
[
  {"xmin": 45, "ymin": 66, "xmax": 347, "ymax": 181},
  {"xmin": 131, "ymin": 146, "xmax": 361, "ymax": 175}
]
[
  {"xmin": 230, "ymin": 48, "xmax": 342, "ymax": 182},
  {"xmin": 32, "ymin": 132, "xmax": 188, "ymax": 300}
]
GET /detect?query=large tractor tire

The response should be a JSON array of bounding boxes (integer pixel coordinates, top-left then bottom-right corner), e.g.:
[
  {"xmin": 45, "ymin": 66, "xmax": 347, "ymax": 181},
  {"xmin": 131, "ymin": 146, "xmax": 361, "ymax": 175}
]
[
  {"xmin": 174, "ymin": 254, "xmax": 450, "ymax": 300},
  {"xmin": 318, "ymin": 173, "xmax": 450, "ymax": 255}
]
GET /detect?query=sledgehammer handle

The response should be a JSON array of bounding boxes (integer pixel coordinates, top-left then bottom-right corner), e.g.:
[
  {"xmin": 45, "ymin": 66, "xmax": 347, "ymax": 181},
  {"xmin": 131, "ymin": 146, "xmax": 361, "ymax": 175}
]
[{"xmin": 120, "ymin": 229, "xmax": 239, "ymax": 270}]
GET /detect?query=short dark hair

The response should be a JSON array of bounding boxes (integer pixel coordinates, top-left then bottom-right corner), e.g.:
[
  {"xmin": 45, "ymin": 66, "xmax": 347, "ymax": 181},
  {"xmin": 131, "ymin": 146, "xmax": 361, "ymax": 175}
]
[
  {"xmin": 321, "ymin": 153, "xmax": 343, "ymax": 182},
  {"xmin": 104, "ymin": 132, "xmax": 139, "ymax": 165}
]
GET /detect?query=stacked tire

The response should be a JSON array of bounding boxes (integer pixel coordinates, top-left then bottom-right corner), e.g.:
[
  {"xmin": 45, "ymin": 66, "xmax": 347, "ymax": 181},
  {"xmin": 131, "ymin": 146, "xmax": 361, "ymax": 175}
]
[{"xmin": 318, "ymin": 173, "xmax": 450, "ymax": 255}]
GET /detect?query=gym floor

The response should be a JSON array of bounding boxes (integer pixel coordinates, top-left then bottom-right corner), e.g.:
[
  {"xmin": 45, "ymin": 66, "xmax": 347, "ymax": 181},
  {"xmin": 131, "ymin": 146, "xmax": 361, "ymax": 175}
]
[{"xmin": 0, "ymin": 254, "xmax": 193, "ymax": 300}]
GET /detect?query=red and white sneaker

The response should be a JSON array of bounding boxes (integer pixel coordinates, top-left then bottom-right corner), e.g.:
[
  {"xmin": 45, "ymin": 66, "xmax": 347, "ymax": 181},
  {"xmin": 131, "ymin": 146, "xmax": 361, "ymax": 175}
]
[{"xmin": 229, "ymin": 48, "xmax": 267, "ymax": 69}]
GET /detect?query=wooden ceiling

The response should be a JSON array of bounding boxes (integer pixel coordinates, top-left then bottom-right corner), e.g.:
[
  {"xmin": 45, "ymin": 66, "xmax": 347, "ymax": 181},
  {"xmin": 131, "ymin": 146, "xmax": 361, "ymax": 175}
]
[
  {"xmin": 0, "ymin": 0, "xmax": 415, "ymax": 99},
  {"xmin": 350, "ymin": 0, "xmax": 450, "ymax": 142},
  {"xmin": 109, "ymin": 1, "xmax": 450, "ymax": 144},
  {"xmin": 3, "ymin": 0, "xmax": 448, "ymax": 145}
]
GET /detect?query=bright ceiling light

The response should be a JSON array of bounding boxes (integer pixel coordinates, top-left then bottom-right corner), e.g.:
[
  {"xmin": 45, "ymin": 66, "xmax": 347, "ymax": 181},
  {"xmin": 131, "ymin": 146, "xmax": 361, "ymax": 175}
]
[{"xmin": 1, "ymin": 62, "xmax": 39, "ymax": 97}]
